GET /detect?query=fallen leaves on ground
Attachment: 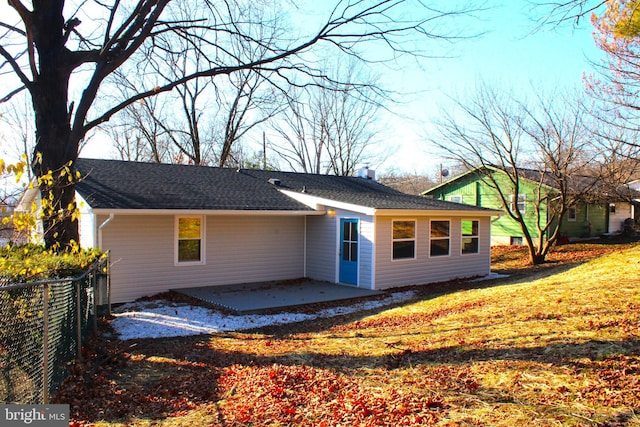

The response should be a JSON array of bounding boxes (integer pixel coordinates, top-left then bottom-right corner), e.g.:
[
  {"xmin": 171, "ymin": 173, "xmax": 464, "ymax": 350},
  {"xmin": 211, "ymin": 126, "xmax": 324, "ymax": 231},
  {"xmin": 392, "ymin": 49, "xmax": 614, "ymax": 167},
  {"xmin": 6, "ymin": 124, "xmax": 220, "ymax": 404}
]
[{"xmin": 54, "ymin": 240, "xmax": 640, "ymax": 426}]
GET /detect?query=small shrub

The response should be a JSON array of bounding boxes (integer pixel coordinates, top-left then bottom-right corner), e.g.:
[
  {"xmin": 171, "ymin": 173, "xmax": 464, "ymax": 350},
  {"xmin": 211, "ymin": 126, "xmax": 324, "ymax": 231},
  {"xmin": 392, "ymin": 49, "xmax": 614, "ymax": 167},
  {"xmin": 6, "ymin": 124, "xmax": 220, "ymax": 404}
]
[{"xmin": 0, "ymin": 243, "xmax": 104, "ymax": 282}]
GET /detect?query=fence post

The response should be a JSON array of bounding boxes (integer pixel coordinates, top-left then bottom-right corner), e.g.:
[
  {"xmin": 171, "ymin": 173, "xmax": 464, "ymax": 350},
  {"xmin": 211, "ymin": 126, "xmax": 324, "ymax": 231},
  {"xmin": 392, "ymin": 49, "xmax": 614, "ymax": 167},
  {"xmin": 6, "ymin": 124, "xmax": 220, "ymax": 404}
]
[
  {"xmin": 92, "ymin": 272, "xmax": 97, "ymax": 332},
  {"xmin": 106, "ymin": 254, "xmax": 111, "ymax": 316},
  {"xmin": 76, "ymin": 280, "xmax": 82, "ymax": 363},
  {"xmin": 42, "ymin": 283, "xmax": 49, "ymax": 404}
]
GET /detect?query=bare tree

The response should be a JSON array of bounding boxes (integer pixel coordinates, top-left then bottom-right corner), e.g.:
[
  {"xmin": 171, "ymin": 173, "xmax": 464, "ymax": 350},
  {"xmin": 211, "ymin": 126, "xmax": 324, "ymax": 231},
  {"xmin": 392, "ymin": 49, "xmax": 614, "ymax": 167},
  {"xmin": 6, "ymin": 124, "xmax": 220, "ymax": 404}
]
[
  {"xmin": 432, "ymin": 83, "xmax": 597, "ymax": 264},
  {"xmin": 531, "ymin": 0, "xmax": 607, "ymax": 26},
  {"xmin": 0, "ymin": 94, "xmax": 34, "ymax": 181},
  {"xmin": 1, "ymin": 1, "xmax": 481, "ymax": 250},
  {"xmin": 271, "ymin": 61, "xmax": 383, "ymax": 175},
  {"xmin": 325, "ymin": 83, "xmax": 381, "ymax": 176},
  {"xmin": 106, "ymin": 85, "xmax": 174, "ymax": 163},
  {"xmin": 378, "ymin": 170, "xmax": 437, "ymax": 195},
  {"xmin": 271, "ymin": 88, "xmax": 329, "ymax": 174}
]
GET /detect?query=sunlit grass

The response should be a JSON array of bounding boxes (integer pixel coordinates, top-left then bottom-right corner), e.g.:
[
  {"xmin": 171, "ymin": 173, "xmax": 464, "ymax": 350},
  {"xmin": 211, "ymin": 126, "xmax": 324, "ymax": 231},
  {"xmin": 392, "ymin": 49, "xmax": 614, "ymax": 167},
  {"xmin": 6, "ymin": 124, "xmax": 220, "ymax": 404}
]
[{"xmin": 69, "ymin": 242, "xmax": 640, "ymax": 426}]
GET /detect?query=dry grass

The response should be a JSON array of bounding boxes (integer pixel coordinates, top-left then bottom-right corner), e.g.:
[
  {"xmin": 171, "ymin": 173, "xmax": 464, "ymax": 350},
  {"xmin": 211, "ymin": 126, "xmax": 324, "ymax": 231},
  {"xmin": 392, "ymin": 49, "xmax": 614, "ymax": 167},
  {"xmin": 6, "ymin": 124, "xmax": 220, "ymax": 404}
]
[{"xmin": 57, "ymin": 240, "xmax": 640, "ymax": 426}]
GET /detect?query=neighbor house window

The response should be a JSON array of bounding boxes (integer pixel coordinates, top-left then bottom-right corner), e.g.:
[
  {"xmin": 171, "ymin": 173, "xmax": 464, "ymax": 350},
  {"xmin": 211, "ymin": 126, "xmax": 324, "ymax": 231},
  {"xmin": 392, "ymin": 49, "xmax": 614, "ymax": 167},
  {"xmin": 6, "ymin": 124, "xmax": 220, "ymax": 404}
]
[
  {"xmin": 449, "ymin": 195, "xmax": 463, "ymax": 204},
  {"xmin": 609, "ymin": 203, "xmax": 616, "ymax": 214},
  {"xmin": 461, "ymin": 220, "xmax": 479, "ymax": 254},
  {"xmin": 510, "ymin": 194, "xmax": 526, "ymax": 213},
  {"xmin": 176, "ymin": 216, "xmax": 204, "ymax": 264},
  {"xmin": 567, "ymin": 206, "xmax": 577, "ymax": 222},
  {"xmin": 430, "ymin": 220, "xmax": 450, "ymax": 257},
  {"xmin": 510, "ymin": 236, "xmax": 523, "ymax": 245},
  {"xmin": 392, "ymin": 220, "xmax": 415, "ymax": 259}
]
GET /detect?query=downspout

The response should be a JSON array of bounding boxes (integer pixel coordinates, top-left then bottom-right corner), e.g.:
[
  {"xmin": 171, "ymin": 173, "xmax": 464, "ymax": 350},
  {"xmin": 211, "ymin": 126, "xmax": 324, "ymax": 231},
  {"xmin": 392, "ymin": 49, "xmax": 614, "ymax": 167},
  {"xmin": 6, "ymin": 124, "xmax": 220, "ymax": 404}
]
[{"xmin": 97, "ymin": 213, "xmax": 114, "ymax": 250}]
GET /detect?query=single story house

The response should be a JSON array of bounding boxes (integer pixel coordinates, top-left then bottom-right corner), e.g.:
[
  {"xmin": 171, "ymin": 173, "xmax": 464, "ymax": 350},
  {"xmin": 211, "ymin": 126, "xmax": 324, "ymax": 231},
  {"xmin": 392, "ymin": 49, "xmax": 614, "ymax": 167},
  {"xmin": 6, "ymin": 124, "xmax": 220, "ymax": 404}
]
[
  {"xmin": 21, "ymin": 159, "xmax": 500, "ymax": 303},
  {"xmin": 423, "ymin": 166, "xmax": 640, "ymax": 245}
]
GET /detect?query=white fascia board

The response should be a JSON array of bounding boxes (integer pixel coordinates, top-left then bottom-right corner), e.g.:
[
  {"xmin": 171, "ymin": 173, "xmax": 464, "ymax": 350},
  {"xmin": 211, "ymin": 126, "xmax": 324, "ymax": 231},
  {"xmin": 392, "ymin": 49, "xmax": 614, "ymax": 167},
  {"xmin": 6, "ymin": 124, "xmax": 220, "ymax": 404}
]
[
  {"xmin": 373, "ymin": 209, "xmax": 503, "ymax": 217},
  {"xmin": 88, "ymin": 208, "xmax": 324, "ymax": 216},
  {"xmin": 280, "ymin": 190, "xmax": 502, "ymax": 217},
  {"xmin": 280, "ymin": 190, "xmax": 375, "ymax": 215}
]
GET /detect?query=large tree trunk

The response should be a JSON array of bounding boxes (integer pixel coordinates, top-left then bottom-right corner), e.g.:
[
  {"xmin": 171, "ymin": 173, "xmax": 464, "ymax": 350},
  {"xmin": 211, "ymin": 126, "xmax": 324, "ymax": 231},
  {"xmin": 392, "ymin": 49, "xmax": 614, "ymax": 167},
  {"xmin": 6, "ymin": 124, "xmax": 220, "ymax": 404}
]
[
  {"xmin": 32, "ymin": 98, "xmax": 80, "ymax": 251},
  {"xmin": 30, "ymin": 1, "xmax": 80, "ymax": 251}
]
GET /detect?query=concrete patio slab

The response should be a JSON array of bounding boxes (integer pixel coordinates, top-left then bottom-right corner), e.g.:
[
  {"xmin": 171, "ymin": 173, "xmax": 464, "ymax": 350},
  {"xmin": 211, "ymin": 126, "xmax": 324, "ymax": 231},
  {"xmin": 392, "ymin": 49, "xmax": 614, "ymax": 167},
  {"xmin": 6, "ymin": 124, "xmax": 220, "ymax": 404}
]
[{"xmin": 174, "ymin": 280, "xmax": 384, "ymax": 314}]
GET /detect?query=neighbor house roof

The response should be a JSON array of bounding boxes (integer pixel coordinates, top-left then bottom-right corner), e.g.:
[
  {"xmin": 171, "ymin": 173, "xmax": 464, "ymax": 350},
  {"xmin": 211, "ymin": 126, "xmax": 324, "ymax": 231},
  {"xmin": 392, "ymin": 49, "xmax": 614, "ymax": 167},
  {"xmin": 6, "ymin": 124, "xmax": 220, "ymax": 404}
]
[
  {"xmin": 75, "ymin": 158, "xmax": 498, "ymax": 214},
  {"xmin": 424, "ymin": 165, "xmax": 640, "ymax": 202}
]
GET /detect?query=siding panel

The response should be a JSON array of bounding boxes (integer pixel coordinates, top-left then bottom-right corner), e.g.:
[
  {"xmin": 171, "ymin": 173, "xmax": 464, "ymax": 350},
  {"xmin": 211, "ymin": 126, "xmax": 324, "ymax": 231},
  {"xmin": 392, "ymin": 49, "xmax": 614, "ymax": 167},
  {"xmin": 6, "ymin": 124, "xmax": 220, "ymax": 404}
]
[
  {"xmin": 609, "ymin": 202, "xmax": 632, "ymax": 233},
  {"xmin": 102, "ymin": 214, "xmax": 305, "ymax": 303},
  {"xmin": 306, "ymin": 215, "xmax": 337, "ymax": 282},
  {"xmin": 374, "ymin": 216, "xmax": 491, "ymax": 289}
]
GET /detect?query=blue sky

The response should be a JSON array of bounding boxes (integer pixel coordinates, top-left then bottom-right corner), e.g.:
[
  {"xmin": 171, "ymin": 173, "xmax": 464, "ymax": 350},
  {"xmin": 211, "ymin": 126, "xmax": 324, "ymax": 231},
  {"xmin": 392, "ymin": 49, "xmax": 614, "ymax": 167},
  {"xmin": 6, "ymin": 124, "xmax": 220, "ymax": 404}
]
[
  {"xmin": 376, "ymin": 1, "xmax": 605, "ymax": 176},
  {"xmin": 0, "ymin": 1, "xmax": 605, "ymax": 177}
]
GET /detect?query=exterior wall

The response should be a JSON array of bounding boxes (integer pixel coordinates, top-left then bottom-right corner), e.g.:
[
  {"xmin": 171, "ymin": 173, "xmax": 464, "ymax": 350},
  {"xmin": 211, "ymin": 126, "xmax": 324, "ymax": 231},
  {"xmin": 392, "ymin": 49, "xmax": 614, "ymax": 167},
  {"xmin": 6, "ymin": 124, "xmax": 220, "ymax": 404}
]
[
  {"xmin": 358, "ymin": 214, "xmax": 375, "ymax": 289},
  {"xmin": 373, "ymin": 215, "xmax": 491, "ymax": 289},
  {"xmin": 608, "ymin": 202, "xmax": 633, "ymax": 233},
  {"xmin": 431, "ymin": 172, "xmax": 549, "ymax": 242},
  {"xmin": 99, "ymin": 214, "xmax": 305, "ymax": 303},
  {"xmin": 430, "ymin": 176, "xmax": 480, "ymax": 206},
  {"xmin": 305, "ymin": 215, "xmax": 337, "ymax": 283},
  {"xmin": 305, "ymin": 209, "xmax": 374, "ymax": 289},
  {"xmin": 558, "ymin": 203, "xmax": 608, "ymax": 238},
  {"xmin": 491, "ymin": 235, "xmax": 513, "ymax": 246},
  {"xmin": 77, "ymin": 194, "xmax": 96, "ymax": 249},
  {"xmin": 92, "ymin": 208, "xmax": 493, "ymax": 301}
]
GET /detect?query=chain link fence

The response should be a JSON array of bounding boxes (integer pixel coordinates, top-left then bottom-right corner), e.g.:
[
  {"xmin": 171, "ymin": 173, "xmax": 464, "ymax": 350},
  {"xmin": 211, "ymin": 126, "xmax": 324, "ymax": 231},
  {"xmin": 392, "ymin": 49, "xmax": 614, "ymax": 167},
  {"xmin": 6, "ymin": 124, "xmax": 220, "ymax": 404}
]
[{"xmin": 0, "ymin": 255, "xmax": 110, "ymax": 404}]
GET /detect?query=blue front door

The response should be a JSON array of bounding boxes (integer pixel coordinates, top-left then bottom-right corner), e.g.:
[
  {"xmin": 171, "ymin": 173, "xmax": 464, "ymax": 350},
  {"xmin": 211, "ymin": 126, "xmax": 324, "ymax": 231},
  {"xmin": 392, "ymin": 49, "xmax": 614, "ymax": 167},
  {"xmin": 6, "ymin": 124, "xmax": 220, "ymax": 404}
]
[{"xmin": 339, "ymin": 219, "xmax": 358, "ymax": 285}]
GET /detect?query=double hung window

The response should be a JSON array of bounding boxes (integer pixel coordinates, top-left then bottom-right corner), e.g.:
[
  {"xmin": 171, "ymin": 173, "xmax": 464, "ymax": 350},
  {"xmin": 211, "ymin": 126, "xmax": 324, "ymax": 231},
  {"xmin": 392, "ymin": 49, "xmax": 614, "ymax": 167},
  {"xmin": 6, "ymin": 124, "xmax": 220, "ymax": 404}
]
[
  {"xmin": 510, "ymin": 194, "xmax": 526, "ymax": 213},
  {"xmin": 176, "ymin": 216, "xmax": 204, "ymax": 264},
  {"xmin": 430, "ymin": 220, "xmax": 450, "ymax": 257},
  {"xmin": 392, "ymin": 220, "xmax": 415, "ymax": 259},
  {"xmin": 461, "ymin": 220, "xmax": 479, "ymax": 254}
]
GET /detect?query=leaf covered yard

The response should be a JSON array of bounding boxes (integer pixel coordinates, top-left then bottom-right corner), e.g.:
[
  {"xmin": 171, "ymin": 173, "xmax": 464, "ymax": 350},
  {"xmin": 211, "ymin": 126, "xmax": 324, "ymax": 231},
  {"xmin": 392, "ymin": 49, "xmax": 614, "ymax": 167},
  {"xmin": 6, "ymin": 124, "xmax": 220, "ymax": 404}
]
[{"xmin": 56, "ymin": 241, "xmax": 640, "ymax": 426}]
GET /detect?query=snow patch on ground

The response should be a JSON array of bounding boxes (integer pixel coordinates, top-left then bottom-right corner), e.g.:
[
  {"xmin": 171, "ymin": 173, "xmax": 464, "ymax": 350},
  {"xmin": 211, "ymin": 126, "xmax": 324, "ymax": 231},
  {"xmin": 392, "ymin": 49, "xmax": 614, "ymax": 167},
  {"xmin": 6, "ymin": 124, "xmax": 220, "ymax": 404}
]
[
  {"xmin": 111, "ymin": 290, "xmax": 417, "ymax": 340},
  {"xmin": 470, "ymin": 272, "xmax": 510, "ymax": 282}
]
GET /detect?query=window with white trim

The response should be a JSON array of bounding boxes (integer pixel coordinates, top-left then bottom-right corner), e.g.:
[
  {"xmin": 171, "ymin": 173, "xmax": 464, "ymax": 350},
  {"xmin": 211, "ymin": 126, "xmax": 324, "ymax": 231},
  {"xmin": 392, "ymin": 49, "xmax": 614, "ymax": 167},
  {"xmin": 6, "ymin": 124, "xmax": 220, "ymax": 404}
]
[
  {"xmin": 567, "ymin": 206, "xmax": 577, "ymax": 222},
  {"xmin": 461, "ymin": 220, "xmax": 479, "ymax": 254},
  {"xmin": 176, "ymin": 216, "xmax": 204, "ymax": 264},
  {"xmin": 392, "ymin": 220, "xmax": 415, "ymax": 259},
  {"xmin": 449, "ymin": 195, "xmax": 463, "ymax": 204},
  {"xmin": 430, "ymin": 220, "xmax": 450, "ymax": 257},
  {"xmin": 509, "ymin": 194, "xmax": 526, "ymax": 213}
]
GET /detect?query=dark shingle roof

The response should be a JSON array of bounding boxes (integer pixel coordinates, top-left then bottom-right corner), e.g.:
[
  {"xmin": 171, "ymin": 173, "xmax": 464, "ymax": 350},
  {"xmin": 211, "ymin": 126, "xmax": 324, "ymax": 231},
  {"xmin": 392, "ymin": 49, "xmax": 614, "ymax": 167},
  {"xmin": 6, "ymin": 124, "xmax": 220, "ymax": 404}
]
[{"xmin": 75, "ymin": 158, "xmax": 494, "ymax": 212}]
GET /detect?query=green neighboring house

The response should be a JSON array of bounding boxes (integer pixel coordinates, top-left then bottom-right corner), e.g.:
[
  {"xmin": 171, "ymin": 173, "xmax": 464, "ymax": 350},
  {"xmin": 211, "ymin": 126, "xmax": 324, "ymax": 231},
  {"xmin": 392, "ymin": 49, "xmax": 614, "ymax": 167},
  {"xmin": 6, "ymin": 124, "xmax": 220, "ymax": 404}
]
[{"xmin": 423, "ymin": 166, "xmax": 639, "ymax": 246}]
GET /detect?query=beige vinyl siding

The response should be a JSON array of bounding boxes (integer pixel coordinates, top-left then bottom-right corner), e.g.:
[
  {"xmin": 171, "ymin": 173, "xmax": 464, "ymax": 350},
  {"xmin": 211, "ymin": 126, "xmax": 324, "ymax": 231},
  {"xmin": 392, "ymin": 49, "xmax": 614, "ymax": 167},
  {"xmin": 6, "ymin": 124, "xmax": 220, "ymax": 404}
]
[
  {"xmin": 356, "ymin": 214, "xmax": 374, "ymax": 289},
  {"xmin": 305, "ymin": 215, "xmax": 337, "ymax": 283},
  {"xmin": 100, "ymin": 214, "xmax": 305, "ymax": 303},
  {"xmin": 305, "ymin": 209, "xmax": 374, "ymax": 289},
  {"xmin": 374, "ymin": 216, "xmax": 491, "ymax": 289}
]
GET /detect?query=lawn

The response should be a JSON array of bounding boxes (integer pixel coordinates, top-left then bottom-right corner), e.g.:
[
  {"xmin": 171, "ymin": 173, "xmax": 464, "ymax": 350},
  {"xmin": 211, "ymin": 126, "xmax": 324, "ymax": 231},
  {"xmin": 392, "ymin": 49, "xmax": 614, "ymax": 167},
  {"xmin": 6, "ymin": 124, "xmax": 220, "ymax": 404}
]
[{"xmin": 56, "ymin": 240, "xmax": 640, "ymax": 426}]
